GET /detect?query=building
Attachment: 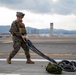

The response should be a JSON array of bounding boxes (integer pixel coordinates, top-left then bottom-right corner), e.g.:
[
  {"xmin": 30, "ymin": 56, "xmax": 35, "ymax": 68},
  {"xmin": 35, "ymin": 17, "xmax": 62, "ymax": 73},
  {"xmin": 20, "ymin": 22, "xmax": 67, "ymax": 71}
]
[
  {"xmin": 50, "ymin": 23, "xmax": 54, "ymax": 37},
  {"xmin": 0, "ymin": 33, "xmax": 11, "ymax": 38}
]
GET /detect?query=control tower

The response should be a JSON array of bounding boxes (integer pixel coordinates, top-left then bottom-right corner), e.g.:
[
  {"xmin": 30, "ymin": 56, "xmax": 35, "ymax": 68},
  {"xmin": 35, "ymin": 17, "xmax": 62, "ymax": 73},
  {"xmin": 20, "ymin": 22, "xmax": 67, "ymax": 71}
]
[{"xmin": 50, "ymin": 23, "xmax": 53, "ymax": 37}]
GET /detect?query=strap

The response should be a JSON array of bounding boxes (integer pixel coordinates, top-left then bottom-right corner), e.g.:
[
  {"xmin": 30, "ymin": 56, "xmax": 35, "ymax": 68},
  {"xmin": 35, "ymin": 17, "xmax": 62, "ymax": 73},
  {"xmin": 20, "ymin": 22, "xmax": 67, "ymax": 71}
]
[
  {"xmin": 14, "ymin": 21, "xmax": 19, "ymax": 32},
  {"xmin": 13, "ymin": 21, "xmax": 22, "ymax": 38}
]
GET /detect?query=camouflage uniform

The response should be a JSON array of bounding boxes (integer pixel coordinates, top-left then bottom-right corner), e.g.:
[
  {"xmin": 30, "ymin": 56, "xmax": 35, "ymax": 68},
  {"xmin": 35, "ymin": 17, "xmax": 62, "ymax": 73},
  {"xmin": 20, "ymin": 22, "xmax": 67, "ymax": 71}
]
[
  {"xmin": 9, "ymin": 20, "xmax": 30, "ymax": 59},
  {"xmin": 7, "ymin": 12, "xmax": 34, "ymax": 64}
]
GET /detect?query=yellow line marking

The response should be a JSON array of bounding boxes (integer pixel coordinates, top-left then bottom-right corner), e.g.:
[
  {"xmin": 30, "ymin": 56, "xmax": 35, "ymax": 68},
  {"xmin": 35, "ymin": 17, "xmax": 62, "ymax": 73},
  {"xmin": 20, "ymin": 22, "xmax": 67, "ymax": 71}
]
[
  {"xmin": 0, "ymin": 52, "xmax": 76, "ymax": 56},
  {"xmin": 45, "ymin": 53, "xmax": 76, "ymax": 56},
  {"xmin": 0, "ymin": 53, "xmax": 4, "ymax": 55},
  {"xmin": 2, "ymin": 41, "xmax": 13, "ymax": 43},
  {"xmin": 0, "ymin": 74, "xmax": 5, "ymax": 75}
]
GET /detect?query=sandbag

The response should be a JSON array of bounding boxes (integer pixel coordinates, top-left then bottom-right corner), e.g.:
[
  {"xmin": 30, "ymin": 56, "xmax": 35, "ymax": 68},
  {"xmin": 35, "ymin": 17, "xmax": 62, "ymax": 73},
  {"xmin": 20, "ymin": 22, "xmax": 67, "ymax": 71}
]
[{"xmin": 46, "ymin": 62, "xmax": 62, "ymax": 74}]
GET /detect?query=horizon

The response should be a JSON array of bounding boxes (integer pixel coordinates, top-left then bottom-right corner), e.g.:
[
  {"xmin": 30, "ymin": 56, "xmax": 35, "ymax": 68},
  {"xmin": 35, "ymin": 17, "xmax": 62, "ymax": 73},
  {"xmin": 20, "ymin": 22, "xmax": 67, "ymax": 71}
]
[{"xmin": 0, "ymin": 25, "xmax": 76, "ymax": 31}]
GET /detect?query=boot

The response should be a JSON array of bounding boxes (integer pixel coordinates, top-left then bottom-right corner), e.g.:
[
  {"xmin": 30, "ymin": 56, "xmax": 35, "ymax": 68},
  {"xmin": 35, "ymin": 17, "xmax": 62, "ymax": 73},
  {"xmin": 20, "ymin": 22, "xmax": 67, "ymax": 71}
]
[
  {"xmin": 26, "ymin": 59, "xmax": 35, "ymax": 64},
  {"xmin": 7, "ymin": 56, "xmax": 11, "ymax": 64}
]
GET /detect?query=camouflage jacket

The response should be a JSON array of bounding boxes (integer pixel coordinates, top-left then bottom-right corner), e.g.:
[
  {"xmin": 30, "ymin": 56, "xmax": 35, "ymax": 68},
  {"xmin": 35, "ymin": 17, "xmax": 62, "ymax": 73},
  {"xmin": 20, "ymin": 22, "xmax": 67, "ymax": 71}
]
[{"xmin": 9, "ymin": 20, "xmax": 27, "ymax": 42}]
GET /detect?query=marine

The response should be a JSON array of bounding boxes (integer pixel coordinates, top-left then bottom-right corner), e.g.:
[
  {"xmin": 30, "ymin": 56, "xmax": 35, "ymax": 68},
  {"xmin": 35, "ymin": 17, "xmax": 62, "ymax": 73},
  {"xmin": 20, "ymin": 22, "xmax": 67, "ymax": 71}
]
[{"xmin": 7, "ymin": 12, "xmax": 34, "ymax": 64}]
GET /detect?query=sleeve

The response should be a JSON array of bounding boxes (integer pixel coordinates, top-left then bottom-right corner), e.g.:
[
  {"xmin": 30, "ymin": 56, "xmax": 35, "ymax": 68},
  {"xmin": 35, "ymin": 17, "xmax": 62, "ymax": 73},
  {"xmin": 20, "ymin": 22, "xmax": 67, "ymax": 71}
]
[{"xmin": 11, "ymin": 21, "xmax": 22, "ymax": 37}]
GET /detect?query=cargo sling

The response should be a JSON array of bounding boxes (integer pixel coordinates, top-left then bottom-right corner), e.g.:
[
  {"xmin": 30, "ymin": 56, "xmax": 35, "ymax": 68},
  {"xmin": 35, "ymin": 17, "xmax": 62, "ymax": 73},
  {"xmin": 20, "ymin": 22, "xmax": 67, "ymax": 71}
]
[
  {"xmin": 25, "ymin": 40, "xmax": 57, "ymax": 64},
  {"xmin": 25, "ymin": 39, "xmax": 76, "ymax": 72}
]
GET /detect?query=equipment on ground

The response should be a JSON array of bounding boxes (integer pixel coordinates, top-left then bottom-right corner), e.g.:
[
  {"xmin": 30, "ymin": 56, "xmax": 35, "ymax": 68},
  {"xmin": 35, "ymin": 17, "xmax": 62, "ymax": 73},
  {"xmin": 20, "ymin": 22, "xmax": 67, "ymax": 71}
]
[
  {"xmin": 58, "ymin": 60, "xmax": 76, "ymax": 72},
  {"xmin": 25, "ymin": 40, "xmax": 76, "ymax": 74},
  {"xmin": 46, "ymin": 62, "xmax": 62, "ymax": 74}
]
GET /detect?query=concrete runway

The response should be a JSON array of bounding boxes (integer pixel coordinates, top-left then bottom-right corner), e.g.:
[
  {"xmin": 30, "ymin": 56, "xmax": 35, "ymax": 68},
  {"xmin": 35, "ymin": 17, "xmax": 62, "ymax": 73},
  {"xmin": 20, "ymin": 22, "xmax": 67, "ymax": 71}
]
[
  {"xmin": 0, "ymin": 40, "xmax": 76, "ymax": 59},
  {"xmin": 0, "ymin": 39, "xmax": 76, "ymax": 75}
]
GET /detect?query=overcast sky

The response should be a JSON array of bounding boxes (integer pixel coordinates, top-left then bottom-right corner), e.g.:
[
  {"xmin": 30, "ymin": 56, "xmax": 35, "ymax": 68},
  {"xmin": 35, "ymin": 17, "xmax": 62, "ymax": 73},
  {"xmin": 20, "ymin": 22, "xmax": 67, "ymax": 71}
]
[{"xmin": 0, "ymin": 0, "xmax": 76, "ymax": 30}]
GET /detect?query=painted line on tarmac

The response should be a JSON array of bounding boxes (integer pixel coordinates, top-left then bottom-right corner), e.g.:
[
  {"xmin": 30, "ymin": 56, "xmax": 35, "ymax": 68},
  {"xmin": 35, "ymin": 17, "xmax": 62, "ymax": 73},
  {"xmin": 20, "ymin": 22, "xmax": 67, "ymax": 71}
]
[
  {"xmin": 0, "ymin": 74, "xmax": 20, "ymax": 75},
  {"xmin": 5, "ymin": 74, "xmax": 21, "ymax": 75},
  {"xmin": 0, "ymin": 59, "xmax": 76, "ymax": 62},
  {"xmin": 0, "ymin": 52, "xmax": 76, "ymax": 56},
  {"xmin": 2, "ymin": 41, "xmax": 13, "ymax": 44}
]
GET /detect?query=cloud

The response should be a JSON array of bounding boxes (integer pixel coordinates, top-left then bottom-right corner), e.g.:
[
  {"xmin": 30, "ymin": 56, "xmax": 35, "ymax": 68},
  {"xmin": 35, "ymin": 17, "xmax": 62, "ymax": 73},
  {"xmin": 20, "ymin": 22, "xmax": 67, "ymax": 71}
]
[
  {"xmin": 0, "ymin": 0, "xmax": 76, "ymax": 15},
  {"xmin": 0, "ymin": 7, "xmax": 76, "ymax": 30}
]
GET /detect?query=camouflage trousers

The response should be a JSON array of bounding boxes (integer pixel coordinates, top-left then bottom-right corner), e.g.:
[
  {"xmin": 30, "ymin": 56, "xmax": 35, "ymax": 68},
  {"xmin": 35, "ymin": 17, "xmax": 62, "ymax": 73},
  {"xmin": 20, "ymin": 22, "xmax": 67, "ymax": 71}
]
[{"xmin": 9, "ymin": 40, "xmax": 30, "ymax": 59}]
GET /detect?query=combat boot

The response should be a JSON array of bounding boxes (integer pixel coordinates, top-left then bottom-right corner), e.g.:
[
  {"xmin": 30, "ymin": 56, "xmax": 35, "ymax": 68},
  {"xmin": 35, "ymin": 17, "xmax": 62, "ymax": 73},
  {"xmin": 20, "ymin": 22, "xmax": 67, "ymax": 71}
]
[
  {"xmin": 7, "ymin": 56, "xmax": 11, "ymax": 64},
  {"xmin": 26, "ymin": 59, "xmax": 35, "ymax": 64}
]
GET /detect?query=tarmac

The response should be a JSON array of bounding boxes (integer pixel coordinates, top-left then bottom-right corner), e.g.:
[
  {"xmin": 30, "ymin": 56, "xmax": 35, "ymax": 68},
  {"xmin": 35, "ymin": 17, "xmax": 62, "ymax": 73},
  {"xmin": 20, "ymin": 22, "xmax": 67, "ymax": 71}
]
[{"xmin": 0, "ymin": 39, "xmax": 76, "ymax": 75}]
